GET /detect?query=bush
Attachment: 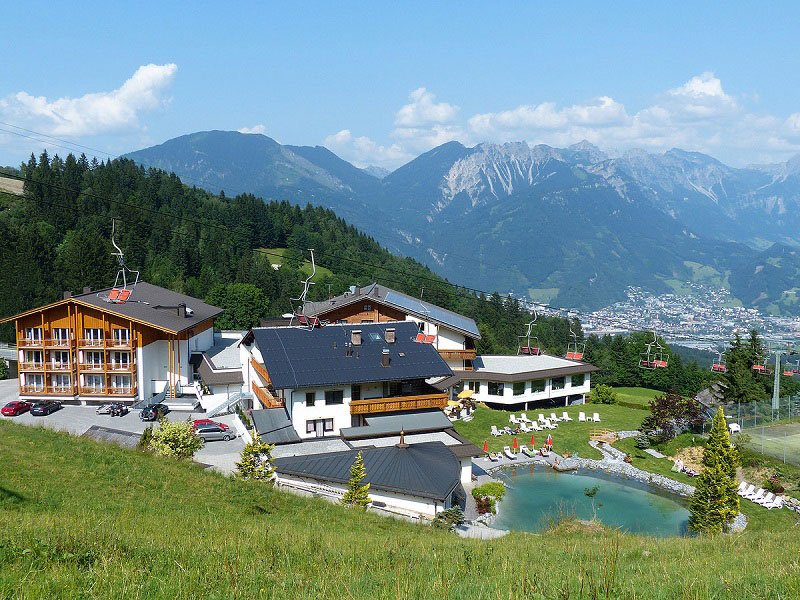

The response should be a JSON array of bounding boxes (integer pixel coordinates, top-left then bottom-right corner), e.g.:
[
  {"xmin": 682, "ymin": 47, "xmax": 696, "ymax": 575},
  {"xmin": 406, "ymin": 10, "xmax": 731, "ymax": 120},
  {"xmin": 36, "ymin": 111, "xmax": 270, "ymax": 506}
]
[
  {"xmin": 236, "ymin": 405, "xmax": 252, "ymax": 429},
  {"xmin": 471, "ymin": 482, "xmax": 505, "ymax": 501},
  {"xmin": 765, "ymin": 476, "xmax": 785, "ymax": 494},
  {"xmin": 0, "ymin": 358, "xmax": 8, "ymax": 380},
  {"xmin": 148, "ymin": 420, "xmax": 203, "ymax": 459},
  {"xmin": 432, "ymin": 506, "xmax": 465, "ymax": 530},
  {"xmin": 137, "ymin": 425, "xmax": 154, "ymax": 451},
  {"xmin": 634, "ymin": 434, "xmax": 651, "ymax": 449},
  {"xmin": 475, "ymin": 496, "xmax": 495, "ymax": 515},
  {"xmin": 590, "ymin": 384, "xmax": 617, "ymax": 405},
  {"xmin": 235, "ymin": 436, "xmax": 275, "ymax": 481}
]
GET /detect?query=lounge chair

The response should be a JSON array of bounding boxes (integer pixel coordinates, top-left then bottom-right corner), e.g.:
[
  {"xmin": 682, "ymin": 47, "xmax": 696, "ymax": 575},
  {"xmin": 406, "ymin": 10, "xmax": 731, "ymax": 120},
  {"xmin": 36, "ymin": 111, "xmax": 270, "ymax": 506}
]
[
  {"xmin": 562, "ymin": 411, "xmax": 573, "ymax": 421},
  {"xmin": 509, "ymin": 414, "xmax": 520, "ymax": 424},
  {"xmin": 503, "ymin": 426, "xmax": 515, "ymax": 435},
  {"xmin": 538, "ymin": 413, "xmax": 547, "ymax": 423},
  {"xmin": 520, "ymin": 412, "xmax": 533, "ymax": 423},
  {"xmin": 520, "ymin": 444, "xmax": 534, "ymax": 457},
  {"xmin": 540, "ymin": 446, "xmax": 551, "ymax": 456},
  {"xmin": 503, "ymin": 446, "xmax": 516, "ymax": 460},
  {"xmin": 519, "ymin": 422, "xmax": 532, "ymax": 433},
  {"xmin": 755, "ymin": 492, "xmax": 775, "ymax": 506},
  {"xmin": 745, "ymin": 488, "xmax": 765, "ymax": 502},
  {"xmin": 738, "ymin": 484, "xmax": 754, "ymax": 497},
  {"xmin": 592, "ymin": 412, "xmax": 601, "ymax": 422},
  {"xmin": 550, "ymin": 412, "xmax": 562, "ymax": 422},
  {"xmin": 765, "ymin": 496, "xmax": 784, "ymax": 510},
  {"xmin": 488, "ymin": 452, "xmax": 500, "ymax": 462},
  {"xmin": 541, "ymin": 420, "xmax": 557, "ymax": 430},
  {"xmin": 736, "ymin": 481, "xmax": 748, "ymax": 493},
  {"xmin": 490, "ymin": 425, "xmax": 502, "ymax": 437},
  {"xmin": 529, "ymin": 421, "xmax": 542, "ymax": 431},
  {"xmin": 461, "ymin": 414, "xmax": 474, "ymax": 422},
  {"xmin": 578, "ymin": 412, "xmax": 587, "ymax": 422}
]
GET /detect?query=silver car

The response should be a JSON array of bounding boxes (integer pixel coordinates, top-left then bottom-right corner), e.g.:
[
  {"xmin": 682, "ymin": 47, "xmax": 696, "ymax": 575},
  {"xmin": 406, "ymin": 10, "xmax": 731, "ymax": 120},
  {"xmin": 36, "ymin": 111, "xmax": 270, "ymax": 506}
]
[{"xmin": 194, "ymin": 424, "xmax": 235, "ymax": 442}]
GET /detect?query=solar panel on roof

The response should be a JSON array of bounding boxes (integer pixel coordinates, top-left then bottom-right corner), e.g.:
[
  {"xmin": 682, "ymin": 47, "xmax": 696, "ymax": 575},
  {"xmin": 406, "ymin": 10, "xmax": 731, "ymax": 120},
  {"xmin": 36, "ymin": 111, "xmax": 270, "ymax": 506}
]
[{"xmin": 383, "ymin": 291, "xmax": 480, "ymax": 338}]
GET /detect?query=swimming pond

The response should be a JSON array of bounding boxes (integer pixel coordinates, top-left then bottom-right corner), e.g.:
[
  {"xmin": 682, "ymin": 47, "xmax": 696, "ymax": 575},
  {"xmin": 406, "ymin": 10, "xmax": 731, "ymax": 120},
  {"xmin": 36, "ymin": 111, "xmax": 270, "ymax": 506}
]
[{"xmin": 490, "ymin": 465, "xmax": 691, "ymax": 537}]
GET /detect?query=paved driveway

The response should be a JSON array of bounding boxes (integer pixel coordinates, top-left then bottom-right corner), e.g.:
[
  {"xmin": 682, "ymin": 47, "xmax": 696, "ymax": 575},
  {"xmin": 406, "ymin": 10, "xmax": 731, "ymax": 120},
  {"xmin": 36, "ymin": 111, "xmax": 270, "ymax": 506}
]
[{"xmin": 1, "ymin": 396, "xmax": 245, "ymax": 474}]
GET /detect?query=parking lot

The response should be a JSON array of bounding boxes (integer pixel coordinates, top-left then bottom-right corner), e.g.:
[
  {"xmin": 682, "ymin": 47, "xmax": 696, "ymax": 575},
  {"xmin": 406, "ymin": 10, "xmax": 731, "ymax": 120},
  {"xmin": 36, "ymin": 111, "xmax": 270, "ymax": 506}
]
[{"xmin": 1, "ymin": 379, "xmax": 246, "ymax": 474}]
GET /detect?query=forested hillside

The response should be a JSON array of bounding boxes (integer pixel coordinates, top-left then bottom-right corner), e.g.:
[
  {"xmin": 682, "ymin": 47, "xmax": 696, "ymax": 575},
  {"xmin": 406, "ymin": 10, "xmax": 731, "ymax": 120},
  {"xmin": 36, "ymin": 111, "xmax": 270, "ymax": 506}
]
[{"xmin": 0, "ymin": 152, "xmax": 579, "ymax": 354}]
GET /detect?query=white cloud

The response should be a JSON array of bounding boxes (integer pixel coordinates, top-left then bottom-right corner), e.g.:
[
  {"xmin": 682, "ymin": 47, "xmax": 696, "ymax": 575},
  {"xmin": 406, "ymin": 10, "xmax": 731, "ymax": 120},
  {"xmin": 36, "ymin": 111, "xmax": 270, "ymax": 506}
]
[
  {"xmin": 323, "ymin": 129, "xmax": 412, "ymax": 169},
  {"xmin": 394, "ymin": 87, "xmax": 458, "ymax": 127},
  {"xmin": 0, "ymin": 63, "xmax": 177, "ymax": 137},
  {"xmin": 237, "ymin": 124, "xmax": 267, "ymax": 135}
]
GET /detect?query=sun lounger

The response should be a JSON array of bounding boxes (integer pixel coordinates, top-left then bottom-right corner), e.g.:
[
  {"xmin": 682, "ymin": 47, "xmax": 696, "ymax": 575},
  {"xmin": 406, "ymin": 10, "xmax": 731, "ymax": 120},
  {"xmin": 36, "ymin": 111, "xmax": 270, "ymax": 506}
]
[
  {"xmin": 520, "ymin": 412, "xmax": 533, "ymax": 423},
  {"xmin": 738, "ymin": 484, "xmax": 754, "ymax": 497},
  {"xmin": 488, "ymin": 452, "xmax": 500, "ymax": 462},
  {"xmin": 509, "ymin": 414, "xmax": 520, "ymax": 424},
  {"xmin": 755, "ymin": 492, "xmax": 775, "ymax": 506},
  {"xmin": 745, "ymin": 488, "xmax": 765, "ymax": 501},
  {"xmin": 490, "ymin": 425, "xmax": 501, "ymax": 437},
  {"xmin": 578, "ymin": 412, "xmax": 586, "ymax": 422},
  {"xmin": 539, "ymin": 447, "xmax": 551, "ymax": 456},
  {"xmin": 550, "ymin": 412, "xmax": 561, "ymax": 422},
  {"xmin": 736, "ymin": 481, "xmax": 748, "ymax": 493},
  {"xmin": 529, "ymin": 421, "xmax": 542, "ymax": 431},
  {"xmin": 520, "ymin": 444, "xmax": 535, "ymax": 457},
  {"xmin": 538, "ymin": 413, "xmax": 547, "ymax": 423},
  {"xmin": 503, "ymin": 426, "xmax": 515, "ymax": 435},
  {"xmin": 542, "ymin": 420, "xmax": 557, "ymax": 430},
  {"xmin": 519, "ymin": 422, "xmax": 531, "ymax": 433},
  {"xmin": 592, "ymin": 412, "xmax": 601, "ymax": 422},
  {"xmin": 503, "ymin": 446, "xmax": 516, "ymax": 460},
  {"xmin": 461, "ymin": 414, "xmax": 474, "ymax": 422},
  {"xmin": 562, "ymin": 411, "xmax": 573, "ymax": 421},
  {"xmin": 765, "ymin": 496, "xmax": 784, "ymax": 510}
]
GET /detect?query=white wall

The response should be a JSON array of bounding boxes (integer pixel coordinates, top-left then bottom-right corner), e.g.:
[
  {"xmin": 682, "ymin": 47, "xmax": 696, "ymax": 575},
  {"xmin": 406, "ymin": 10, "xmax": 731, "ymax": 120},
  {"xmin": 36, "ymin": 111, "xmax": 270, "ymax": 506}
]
[
  {"xmin": 140, "ymin": 340, "xmax": 168, "ymax": 399},
  {"xmin": 467, "ymin": 372, "xmax": 592, "ymax": 407},
  {"xmin": 460, "ymin": 458, "xmax": 472, "ymax": 484},
  {"xmin": 288, "ymin": 386, "xmax": 352, "ymax": 439},
  {"xmin": 188, "ymin": 327, "xmax": 214, "ymax": 353}
]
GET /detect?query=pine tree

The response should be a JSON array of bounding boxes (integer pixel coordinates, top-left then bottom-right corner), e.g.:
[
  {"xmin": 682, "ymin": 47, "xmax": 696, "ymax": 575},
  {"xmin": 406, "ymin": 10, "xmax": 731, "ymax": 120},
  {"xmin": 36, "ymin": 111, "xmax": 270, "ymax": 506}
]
[
  {"xmin": 688, "ymin": 408, "xmax": 740, "ymax": 534},
  {"xmin": 342, "ymin": 451, "xmax": 371, "ymax": 509},
  {"xmin": 235, "ymin": 435, "xmax": 275, "ymax": 481}
]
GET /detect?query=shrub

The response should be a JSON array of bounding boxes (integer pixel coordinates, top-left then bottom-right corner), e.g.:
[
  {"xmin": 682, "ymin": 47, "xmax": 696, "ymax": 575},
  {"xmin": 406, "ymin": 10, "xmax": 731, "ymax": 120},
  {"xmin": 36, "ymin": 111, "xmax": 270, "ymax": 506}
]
[
  {"xmin": 235, "ymin": 435, "xmax": 275, "ymax": 481},
  {"xmin": 634, "ymin": 434, "xmax": 651, "ymax": 449},
  {"xmin": 342, "ymin": 451, "xmax": 371, "ymax": 509},
  {"xmin": 475, "ymin": 496, "xmax": 495, "ymax": 515},
  {"xmin": 472, "ymin": 482, "xmax": 505, "ymax": 501},
  {"xmin": 765, "ymin": 476, "xmax": 785, "ymax": 494},
  {"xmin": 432, "ymin": 506, "xmax": 465, "ymax": 530},
  {"xmin": 590, "ymin": 384, "xmax": 617, "ymax": 405},
  {"xmin": 137, "ymin": 425, "xmax": 154, "ymax": 451},
  {"xmin": 0, "ymin": 358, "xmax": 8, "ymax": 380},
  {"xmin": 236, "ymin": 405, "xmax": 252, "ymax": 429},
  {"xmin": 148, "ymin": 420, "xmax": 203, "ymax": 459}
]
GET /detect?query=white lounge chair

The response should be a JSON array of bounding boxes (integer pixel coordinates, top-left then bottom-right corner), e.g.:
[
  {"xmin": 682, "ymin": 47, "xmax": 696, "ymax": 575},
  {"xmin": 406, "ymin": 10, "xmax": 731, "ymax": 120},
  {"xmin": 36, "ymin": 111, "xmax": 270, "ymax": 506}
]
[
  {"xmin": 530, "ymin": 421, "xmax": 542, "ymax": 431},
  {"xmin": 550, "ymin": 412, "xmax": 561, "ymax": 422},
  {"xmin": 542, "ymin": 420, "xmax": 557, "ymax": 430},
  {"xmin": 745, "ymin": 488, "xmax": 765, "ymax": 502},
  {"xmin": 519, "ymin": 422, "xmax": 532, "ymax": 433},
  {"xmin": 488, "ymin": 452, "xmax": 500, "ymax": 462},
  {"xmin": 520, "ymin": 444, "xmax": 535, "ymax": 457},
  {"xmin": 490, "ymin": 425, "xmax": 502, "ymax": 437},
  {"xmin": 738, "ymin": 484, "xmax": 754, "ymax": 497},
  {"xmin": 736, "ymin": 481, "xmax": 748, "ymax": 493},
  {"xmin": 592, "ymin": 412, "xmax": 601, "ymax": 422},
  {"xmin": 765, "ymin": 495, "xmax": 784, "ymax": 510},
  {"xmin": 520, "ymin": 412, "xmax": 533, "ymax": 423},
  {"xmin": 756, "ymin": 492, "xmax": 775, "ymax": 506},
  {"xmin": 562, "ymin": 411, "xmax": 573, "ymax": 421},
  {"xmin": 578, "ymin": 412, "xmax": 587, "ymax": 422},
  {"xmin": 509, "ymin": 414, "xmax": 520, "ymax": 424},
  {"xmin": 503, "ymin": 446, "xmax": 517, "ymax": 460},
  {"xmin": 538, "ymin": 413, "xmax": 547, "ymax": 423}
]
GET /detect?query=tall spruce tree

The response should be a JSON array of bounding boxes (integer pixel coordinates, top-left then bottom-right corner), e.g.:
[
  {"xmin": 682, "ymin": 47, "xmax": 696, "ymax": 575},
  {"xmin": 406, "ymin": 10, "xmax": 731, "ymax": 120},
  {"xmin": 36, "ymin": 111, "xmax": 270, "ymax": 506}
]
[
  {"xmin": 235, "ymin": 435, "xmax": 275, "ymax": 481},
  {"xmin": 342, "ymin": 451, "xmax": 371, "ymax": 509},
  {"xmin": 688, "ymin": 407, "xmax": 740, "ymax": 534}
]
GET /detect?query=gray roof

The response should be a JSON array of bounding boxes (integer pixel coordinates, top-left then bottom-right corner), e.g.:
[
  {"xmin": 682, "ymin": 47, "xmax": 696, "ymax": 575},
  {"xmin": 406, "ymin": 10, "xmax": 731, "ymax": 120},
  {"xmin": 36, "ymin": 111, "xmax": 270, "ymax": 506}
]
[
  {"xmin": 273, "ymin": 441, "xmax": 461, "ymax": 501},
  {"xmin": 72, "ymin": 282, "xmax": 223, "ymax": 334},
  {"xmin": 251, "ymin": 408, "xmax": 302, "ymax": 444},
  {"xmin": 204, "ymin": 334, "xmax": 244, "ymax": 369},
  {"xmin": 81, "ymin": 425, "xmax": 141, "ymax": 448},
  {"xmin": 304, "ymin": 283, "xmax": 481, "ymax": 339},
  {"xmin": 463, "ymin": 354, "xmax": 600, "ymax": 383},
  {"xmin": 339, "ymin": 409, "xmax": 453, "ymax": 440},
  {"xmin": 248, "ymin": 321, "xmax": 453, "ymax": 389},
  {"xmin": 197, "ymin": 357, "xmax": 243, "ymax": 386}
]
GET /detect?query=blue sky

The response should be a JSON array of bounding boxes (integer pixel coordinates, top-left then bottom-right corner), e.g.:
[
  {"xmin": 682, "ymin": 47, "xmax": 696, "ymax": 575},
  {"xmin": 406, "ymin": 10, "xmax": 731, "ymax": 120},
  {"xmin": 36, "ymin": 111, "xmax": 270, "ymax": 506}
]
[{"xmin": 2, "ymin": 1, "xmax": 800, "ymax": 168}]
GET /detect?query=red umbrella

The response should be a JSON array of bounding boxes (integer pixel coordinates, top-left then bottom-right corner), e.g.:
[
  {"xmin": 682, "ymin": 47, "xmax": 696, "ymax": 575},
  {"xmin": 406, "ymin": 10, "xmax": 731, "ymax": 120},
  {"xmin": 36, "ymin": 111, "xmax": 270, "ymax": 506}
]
[
  {"xmin": 483, "ymin": 440, "xmax": 489, "ymax": 453},
  {"xmin": 513, "ymin": 437, "xmax": 519, "ymax": 451},
  {"xmin": 530, "ymin": 434, "xmax": 536, "ymax": 447},
  {"xmin": 546, "ymin": 433, "xmax": 553, "ymax": 448}
]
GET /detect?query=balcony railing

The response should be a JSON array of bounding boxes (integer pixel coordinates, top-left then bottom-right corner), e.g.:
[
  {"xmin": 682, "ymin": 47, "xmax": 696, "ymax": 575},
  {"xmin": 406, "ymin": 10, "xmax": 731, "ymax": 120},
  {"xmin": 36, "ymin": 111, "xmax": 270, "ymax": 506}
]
[
  {"xmin": 349, "ymin": 392, "xmax": 448, "ymax": 415},
  {"xmin": 107, "ymin": 339, "xmax": 134, "ymax": 349},
  {"xmin": 18, "ymin": 338, "xmax": 44, "ymax": 347},
  {"xmin": 20, "ymin": 385, "xmax": 46, "ymax": 394},
  {"xmin": 80, "ymin": 362, "xmax": 105, "ymax": 371},
  {"xmin": 44, "ymin": 338, "xmax": 72, "ymax": 348},
  {"xmin": 78, "ymin": 339, "xmax": 105, "ymax": 347},
  {"xmin": 107, "ymin": 362, "xmax": 135, "ymax": 371},
  {"xmin": 437, "ymin": 348, "xmax": 478, "ymax": 361},
  {"xmin": 47, "ymin": 362, "xmax": 73, "ymax": 371},
  {"xmin": 19, "ymin": 361, "xmax": 44, "ymax": 371},
  {"xmin": 20, "ymin": 385, "xmax": 75, "ymax": 395},
  {"xmin": 107, "ymin": 387, "xmax": 135, "ymax": 396},
  {"xmin": 251, "ymin": 358, "xmax": 271, "ymax": 384},
  {"xmin": 79, "ymin": 387, "xmax": 107, "ymax": 395},
  {"xmin": 252, "ymin": 383, "xmax": 284, "ymax": 409}
]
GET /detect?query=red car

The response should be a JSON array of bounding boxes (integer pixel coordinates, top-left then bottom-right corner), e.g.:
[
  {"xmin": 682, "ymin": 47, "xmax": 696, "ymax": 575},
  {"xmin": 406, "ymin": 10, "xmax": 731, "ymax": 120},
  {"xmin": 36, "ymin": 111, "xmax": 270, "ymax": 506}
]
[
  {"xmin": 192, "ymin": 418, "xmax": 230, "ymax": 431},
  {"xmin": 2, "ymin": 401, "xmax": 32, "ymax": 416}
]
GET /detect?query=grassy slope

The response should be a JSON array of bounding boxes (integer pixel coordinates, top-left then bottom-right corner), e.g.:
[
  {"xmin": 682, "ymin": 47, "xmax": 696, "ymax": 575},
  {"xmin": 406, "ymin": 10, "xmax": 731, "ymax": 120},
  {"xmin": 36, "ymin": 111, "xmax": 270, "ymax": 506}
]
[
  {"xmin": 260, "ymin": 247, "xmax": 335, "ymax": 278},
  {"xmin": 613, "ymin": 387, "xmax": 663, "ymax": 408},
  {"xmin": 2, "ymin": 422, "xmax": 800, "ymax": 599}
]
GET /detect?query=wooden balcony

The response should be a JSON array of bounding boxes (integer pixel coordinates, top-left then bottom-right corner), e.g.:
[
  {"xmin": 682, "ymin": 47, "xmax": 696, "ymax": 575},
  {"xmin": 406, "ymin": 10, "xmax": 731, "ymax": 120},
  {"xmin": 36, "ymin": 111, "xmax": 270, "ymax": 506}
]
[
  {"xmin": 19, "ymin": 361, "xmax": 44, "ymax": 371},
  {"xmin": 252, "ymin": 383, "xmax": 284, "ymax": 409},
  {"xmin": 107, "ymin": 362, "xmax": 135, "ymax": 372},
  {"xmin": 78, "ymin": 339, "xmax": 105, "ymax": 348},
  {"xmin": 107, "ymin": 339, "xmax": 135, "ymax": 349},
  {"xmin": 20, "ymin": 385, "xmax": 75, "ymax": 395},
  {"xmin": 47, "ymin": 362, "xmax": 74, "ymax": 372},
  {"xmin": 349, "ymin": 392, "xmax": 448, "ymax": 415},
  {"xmin": 44, "ymin": 338, "xmax": 73, "ymax": 348},
  {"xmin": 18, "ymin": 338, "xmax": 44, "ymax": 348},
  {"xmin": 79, "ymin": 362, "xmax": 105, "ymax": 371},
  {"xmin": 79, "ymin": 387, "xmax": 108, "ymax": 396},
  {"xmin": 251, "ymin": 358, "xmax": 272, "ymax": 384},
  {"xmin": 437, "ymin": 348, "xmax": 477, "ymax": 361},
  {"xmin": 106, "ymin": 387, "xmax": 135, "ymax": 396}
]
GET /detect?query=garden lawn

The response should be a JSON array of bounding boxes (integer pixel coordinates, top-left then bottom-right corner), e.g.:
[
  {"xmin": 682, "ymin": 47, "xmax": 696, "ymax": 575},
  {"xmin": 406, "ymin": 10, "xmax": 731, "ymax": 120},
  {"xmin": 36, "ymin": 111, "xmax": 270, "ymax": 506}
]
[
  {"xmin": 613, "ymin": 386, "xmax": 662, "ymax": 408},
  {"xmin": 453, "ymin": 403, "xmax": 647, "ymax": 459}
]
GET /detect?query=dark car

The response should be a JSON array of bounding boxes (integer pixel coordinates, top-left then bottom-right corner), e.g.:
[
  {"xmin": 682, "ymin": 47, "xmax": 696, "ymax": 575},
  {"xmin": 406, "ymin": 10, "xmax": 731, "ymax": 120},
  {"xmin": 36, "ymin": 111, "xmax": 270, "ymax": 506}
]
[
  {"xmin": 194, "ymin": 423, "xmax": 235, "ymax": 442},
  {"xmin": 139, "ymin": 403, "xmax": 169, "ymax": 421},
  {"xmin": 30, "ymin": 400, "xmax": 62, "ymax": 416},
  {"xmin": 2, "ymin": 401, "xmax": 32, "ymax": 416}
]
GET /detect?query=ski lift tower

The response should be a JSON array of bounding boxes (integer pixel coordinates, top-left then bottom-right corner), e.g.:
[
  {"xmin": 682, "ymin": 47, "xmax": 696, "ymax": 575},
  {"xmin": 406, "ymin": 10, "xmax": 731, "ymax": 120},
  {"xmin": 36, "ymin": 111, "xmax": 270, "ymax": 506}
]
[{"xmin": 772, "ymin": 342, "xmax": 797, "ymax": 418}]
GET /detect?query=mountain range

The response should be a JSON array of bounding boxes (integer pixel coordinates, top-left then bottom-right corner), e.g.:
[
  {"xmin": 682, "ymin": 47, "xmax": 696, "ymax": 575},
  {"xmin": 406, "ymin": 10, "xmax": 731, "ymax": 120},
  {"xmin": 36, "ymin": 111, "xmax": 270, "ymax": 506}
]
[{"xmin": 124, "ymin": 131, "xmax": 800, "ymax": 314}]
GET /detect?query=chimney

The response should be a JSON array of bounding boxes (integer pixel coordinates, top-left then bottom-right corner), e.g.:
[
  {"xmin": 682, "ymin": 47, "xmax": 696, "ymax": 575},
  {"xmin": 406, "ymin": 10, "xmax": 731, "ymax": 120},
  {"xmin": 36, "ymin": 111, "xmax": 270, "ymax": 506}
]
[
  {"xmin": 348, "ymin": 285, "xmax": 356, "ymax": 296},
  {"xmin": 178, "ymin": 303, "xmax": 187, "ymax": 318},
  {"xmin": 385, "ymin": 328, "xmax": 396, "ymax": 344},
  {"xmin": 381, "ymin": 348, "xmax": 390, "ymax": 367},
  {"xmin": 82, "ymin": 286, "xmax": 92, "ymax": 294},
  {"xmin": 351, "ymin": 330, "xmax": 362, "ymax": 346},
  {"xmin": 396, "ymin": 428, "xmax": 408, "ymax": 448},
  {"xmin": 63, "ymin": 290, "xmax": 72, "ymax": 299}
]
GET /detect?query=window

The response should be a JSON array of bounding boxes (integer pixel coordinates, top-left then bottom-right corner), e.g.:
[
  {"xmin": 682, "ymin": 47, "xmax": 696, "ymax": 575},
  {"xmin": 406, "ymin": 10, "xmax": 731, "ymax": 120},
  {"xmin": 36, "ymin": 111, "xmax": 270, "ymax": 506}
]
[
  {"xmin": 551, "ymin": 377, "xmax": 565, "ymax": 391},
  {"xmin": 51, "ymin": 374, "xmax": 71, "ymax": 390},
  {"xmin": 52, "ymin": 328, "xmax": 70, "ymax": 344},
  {"xmin": 306, "ymin": 420, "xmax": 316, "ymax": 434},
  {"xmin": 84, "ymin": 351, "xmax": 103, "ymax": 367},
  {"xmin": 361, "ymin": 319, "xmax": 374, "ymax": 324},
  {"xmin": 324, "ymin": 419, "xmax": 334, "ymax": 432},
  {"xmin": 111, "ymin": 375, "xmax": 131, "ymax": 390},
  {"xmin": 325, "ymin": 390, "xmax": 344, "ymax": 405},
  {"xmin": 363, "ymin": 304, "xmax": 372, "ymax": 311},
  {"xmin": 530, "ymin": 379, "xmax": 545, "ymax": 393},
  {"xmin": 84, "ymin": 328, "xmax": 103, "ymax": 345},
  {"xmin": 110, "ymin": 351, "xmax": 130, "ymax": 369},
  {"xmin": 26, "ymin": 373, "xmax": 44, "ymax": 390},
  {"xmin": 488, "ymin": 382, "xmax": 504, "ymax": 396},
  {"xmin": 382, "ymin": 381, "xmax": 402, "ymax": 397},
  {"xmin": 467, "ymin": 381, "xmax": 480, "ymax": 392},
  {"xmin": 112, "ymin": 329, "xmax": 130, "ymax": 344},
  {"xmin": 25, "ymin": 350, "xmax": 42, "ymax": 366},
  {"xmin": 571, "ymin": 374, "xmax": 585, "ymax": 387},
  {"xmin": 24, "ymin": 327, "xmax": 42, "ymax": 342},
  {"xmin": 351, "ymin": 385, "xmax": 361, "ymax": 401},
  {"xmin": 513, "ymin": 382, "xmax": 526, "ymax": 396},
  {"xmin": 85, "ymin": 374, "xmax": 104, "ymax": 389},
  {"xmin": 51, "ymin": 351, "xmax": 70, "ymax": 368},
  {"xmin": 418, "ymin": 322, "xmax": 425, "ymax": 332},
  {"xmin": 305, "ymin": 392, "xmax": 316, "ymax": 407}
]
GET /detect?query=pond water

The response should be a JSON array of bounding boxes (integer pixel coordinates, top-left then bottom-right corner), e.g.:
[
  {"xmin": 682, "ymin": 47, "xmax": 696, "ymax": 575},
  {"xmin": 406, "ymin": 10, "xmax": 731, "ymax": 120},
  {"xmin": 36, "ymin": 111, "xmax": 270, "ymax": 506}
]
[{"xmin": 491, "ymin": 465, "xmax": 691, "ymax": 537}]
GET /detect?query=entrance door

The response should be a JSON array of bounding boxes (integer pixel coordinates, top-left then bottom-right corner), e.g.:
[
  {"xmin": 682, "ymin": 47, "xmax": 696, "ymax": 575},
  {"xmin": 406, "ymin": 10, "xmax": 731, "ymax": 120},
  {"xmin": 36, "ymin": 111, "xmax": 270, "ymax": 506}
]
[{"xmin": 315, "ymin": 420, "xmax": 325, "ymax": 437}]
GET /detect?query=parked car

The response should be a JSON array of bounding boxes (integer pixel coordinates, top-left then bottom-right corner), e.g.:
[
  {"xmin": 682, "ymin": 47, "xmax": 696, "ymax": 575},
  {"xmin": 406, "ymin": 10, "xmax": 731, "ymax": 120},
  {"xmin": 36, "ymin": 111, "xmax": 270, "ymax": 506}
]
[
  {"xmin": 2, "ymin": 401, "xmax": 32, "ymax": 416},
  {"xmin": 139, "ymin": 403, "xmax": 169, "ymax": 421},
  {"xmin": 96, "ymin": 403, "xmax": 114, "ymax": 415},
  {"xmin": 192, "ymin": 418, "xmax": 230, "ymax": 431},
  {"xmin": 30, "ymin": 400, "xmax": 62, "ymax": 416},
  {"xmin": 109, "ymin": 402, "xmax": 129, "ymax": 417},
  {"xmin": 194, "ymin": 423, "xmax": 235, "ymax": 442}
]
